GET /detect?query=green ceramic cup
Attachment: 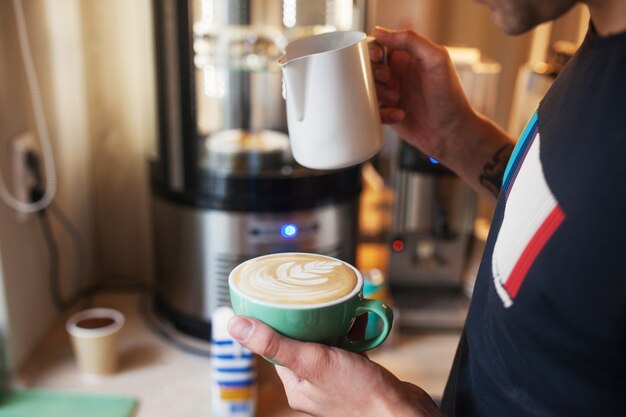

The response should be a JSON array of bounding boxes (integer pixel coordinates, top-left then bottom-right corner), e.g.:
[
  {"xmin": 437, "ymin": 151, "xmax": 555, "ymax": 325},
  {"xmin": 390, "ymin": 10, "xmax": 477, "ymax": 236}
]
[{"xmin": 228, "ymin": 253, "xmax": 394, "ymax": 354}]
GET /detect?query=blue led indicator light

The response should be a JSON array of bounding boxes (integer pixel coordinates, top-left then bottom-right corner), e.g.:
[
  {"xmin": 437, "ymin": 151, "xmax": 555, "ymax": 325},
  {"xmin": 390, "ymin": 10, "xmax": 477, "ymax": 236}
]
[
  {"xmin": 428, "ymin": 156, "xmax": 440, "ymax": 165},
  {"xmin": 280, "ymin": 224, "xmax": 298, "ymax": 238}
]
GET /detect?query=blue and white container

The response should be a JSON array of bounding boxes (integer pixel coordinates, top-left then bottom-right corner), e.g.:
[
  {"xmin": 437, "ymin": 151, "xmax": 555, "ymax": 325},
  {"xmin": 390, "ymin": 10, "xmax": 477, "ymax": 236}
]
[{"xmin": 211, "ymin": 307, "xmax": 256, "ymax": 417}]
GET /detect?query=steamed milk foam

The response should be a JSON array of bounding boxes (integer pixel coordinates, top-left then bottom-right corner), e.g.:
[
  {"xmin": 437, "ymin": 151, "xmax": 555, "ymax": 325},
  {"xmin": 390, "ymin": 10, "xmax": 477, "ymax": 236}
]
[{"xmin": 232, "ymin": 254, "xmax": 358, "ymax": 305}]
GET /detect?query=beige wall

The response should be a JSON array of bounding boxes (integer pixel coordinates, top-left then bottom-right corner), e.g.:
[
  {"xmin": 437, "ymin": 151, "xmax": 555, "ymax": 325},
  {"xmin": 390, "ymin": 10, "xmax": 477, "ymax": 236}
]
[
  {"xmin": 80, "ymin": 0, "xmax": 156, "ymax": 285},
  {"xmin": 438, "ymin": 0, "xmax": 533, "ymax": 128},
  {"xmin": 368, "ymin": 0, "xmax": 587, "ymax": 130},
  {"xmin": 368, "ymin": 0, "xmax": 443, "ymax": 39},
  {"xmin": 0, "ymin": 0, "xmax": 155, "ymax": 371},
  {"xmin": 0, "ymin": 0, "xmax": 95, "ymax": 369}
]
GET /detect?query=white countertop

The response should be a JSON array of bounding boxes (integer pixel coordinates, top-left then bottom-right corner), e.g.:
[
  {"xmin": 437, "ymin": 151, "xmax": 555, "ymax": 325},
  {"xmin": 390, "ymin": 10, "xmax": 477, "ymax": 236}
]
[{"xmin": 17, "ymin": 293, "xmax": 461, "ymax": 417}]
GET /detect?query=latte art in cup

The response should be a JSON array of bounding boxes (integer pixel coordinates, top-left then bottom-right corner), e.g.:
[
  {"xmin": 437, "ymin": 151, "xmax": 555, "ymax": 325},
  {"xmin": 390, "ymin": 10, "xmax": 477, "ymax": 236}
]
[
  {"xmin": 231, "ymin": 253, "xmax": 359, "ymax": 305},
  {"xmin": 229, "ymin": 252, "xmax": 394, "ymax": 354}
]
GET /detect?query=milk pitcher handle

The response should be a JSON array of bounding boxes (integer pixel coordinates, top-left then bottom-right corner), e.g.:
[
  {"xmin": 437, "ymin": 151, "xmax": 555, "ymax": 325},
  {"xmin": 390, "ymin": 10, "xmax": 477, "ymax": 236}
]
[{"xmin": 366, "ymin": 36, "xmax": 388, "ymax": 65}]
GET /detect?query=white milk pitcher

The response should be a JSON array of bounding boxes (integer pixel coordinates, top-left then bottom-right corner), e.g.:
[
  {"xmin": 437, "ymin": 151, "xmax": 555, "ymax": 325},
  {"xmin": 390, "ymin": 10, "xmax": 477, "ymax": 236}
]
[{"xmin": 278, "ymin": 31, "xmax": 383, "ymax": 170}]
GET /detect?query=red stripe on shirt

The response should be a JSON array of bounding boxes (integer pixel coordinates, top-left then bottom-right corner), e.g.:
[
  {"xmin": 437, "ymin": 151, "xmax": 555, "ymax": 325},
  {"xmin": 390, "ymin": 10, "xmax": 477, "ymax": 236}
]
[{"xmin": 503, "ymin": 205, "xmax": 565, "ymax": 299}]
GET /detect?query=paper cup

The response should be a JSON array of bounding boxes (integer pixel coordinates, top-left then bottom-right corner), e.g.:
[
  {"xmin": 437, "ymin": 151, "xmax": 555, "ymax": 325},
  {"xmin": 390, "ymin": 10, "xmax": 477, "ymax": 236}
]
[{"xmin": 66, "ymin": 308, "xmax": 125, "ymax": 376}]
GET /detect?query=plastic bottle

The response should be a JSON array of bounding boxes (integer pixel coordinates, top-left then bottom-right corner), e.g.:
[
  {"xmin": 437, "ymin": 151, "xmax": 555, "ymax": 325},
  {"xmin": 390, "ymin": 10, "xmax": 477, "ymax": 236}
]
[{"xmin": 211, "ymin": 307, "xmax": 256, "ymax": 417}]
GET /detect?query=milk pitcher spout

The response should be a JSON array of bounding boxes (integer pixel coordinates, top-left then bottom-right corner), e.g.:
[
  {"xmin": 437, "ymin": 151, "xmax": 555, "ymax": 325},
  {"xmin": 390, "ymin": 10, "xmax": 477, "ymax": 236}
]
[{"xmin": 279, "ymin": 54, "xmax": 309, "ymax": 122}]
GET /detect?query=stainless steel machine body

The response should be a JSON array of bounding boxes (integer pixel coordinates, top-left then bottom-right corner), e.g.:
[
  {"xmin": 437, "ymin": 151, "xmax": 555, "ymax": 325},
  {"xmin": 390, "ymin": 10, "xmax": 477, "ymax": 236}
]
[
  {"xmin": 152, "ymin": 197, "xmax": 358, "ymax": 336},
  {"xmin": 150, "ymin": 0, "xmax": 364, "ymax": 338}
]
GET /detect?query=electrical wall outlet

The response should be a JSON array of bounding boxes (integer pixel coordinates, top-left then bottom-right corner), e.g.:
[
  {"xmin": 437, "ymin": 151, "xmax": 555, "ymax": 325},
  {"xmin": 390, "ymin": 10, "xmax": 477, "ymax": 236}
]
[{"xmin": 11, "ymin": 132, "xmax": 38, "ymax": 218}]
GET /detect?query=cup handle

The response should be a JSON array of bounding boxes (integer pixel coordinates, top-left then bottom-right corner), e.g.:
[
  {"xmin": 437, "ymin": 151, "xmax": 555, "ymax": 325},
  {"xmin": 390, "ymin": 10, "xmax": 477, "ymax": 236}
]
[{"xmin": 338, "ymin": 298, "xmax": 394, "ymax": 353}]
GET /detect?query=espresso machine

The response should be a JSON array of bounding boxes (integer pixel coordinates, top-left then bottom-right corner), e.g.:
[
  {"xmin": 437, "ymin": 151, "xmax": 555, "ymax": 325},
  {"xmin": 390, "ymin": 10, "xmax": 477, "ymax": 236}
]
[
  {"xmin": 150, "ymin": 0, "xmax": 367, "ymax": 338},
  {"xmin": 389, "ymin": 144, "xmax": 477, "ymax": 287}
]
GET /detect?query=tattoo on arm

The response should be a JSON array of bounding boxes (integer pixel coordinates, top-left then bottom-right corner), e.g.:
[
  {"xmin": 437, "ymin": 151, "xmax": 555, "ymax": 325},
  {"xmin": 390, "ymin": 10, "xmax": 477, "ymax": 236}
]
[{"xmin": 479, "ymin": 143, "xmax": 515, "ymax": 198}]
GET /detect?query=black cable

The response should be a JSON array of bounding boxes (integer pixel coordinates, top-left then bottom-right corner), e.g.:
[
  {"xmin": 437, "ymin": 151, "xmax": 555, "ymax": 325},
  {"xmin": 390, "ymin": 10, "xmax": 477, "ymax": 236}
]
[
  {"xmin": 26, "ymin": 149, "xmax": 76, "ymax": 310},
  {"xmin": 37, "ymin": 203, "xmax": 151, "ymax": 310},
  {"xmin": 47, "ymin": 203, "xmax": 86, "ymax": 302},
  {"xmin": 37, "ymin": 205, "xmax": 69, "ymax": 309},
  {"xmin": 27, "ymin": 146, "xmax": 150, "ymax": 310}
]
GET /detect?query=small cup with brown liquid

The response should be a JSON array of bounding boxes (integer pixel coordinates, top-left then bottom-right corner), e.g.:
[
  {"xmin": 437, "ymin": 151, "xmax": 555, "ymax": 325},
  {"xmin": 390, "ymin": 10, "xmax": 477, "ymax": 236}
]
[
  {"xmin": 66, "ymin": 308, "xmax": 125, "ymax": 376},
  {"xmin": 229, "ymin": 253, "xmax": 394, "ymax": 355}
]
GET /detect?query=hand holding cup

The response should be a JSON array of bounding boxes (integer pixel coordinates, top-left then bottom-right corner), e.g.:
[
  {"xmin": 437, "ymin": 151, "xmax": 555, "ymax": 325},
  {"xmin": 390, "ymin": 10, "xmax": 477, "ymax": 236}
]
[{"xmin": 228, "ymin": 253, "xmax": 393, "ymax": 354}]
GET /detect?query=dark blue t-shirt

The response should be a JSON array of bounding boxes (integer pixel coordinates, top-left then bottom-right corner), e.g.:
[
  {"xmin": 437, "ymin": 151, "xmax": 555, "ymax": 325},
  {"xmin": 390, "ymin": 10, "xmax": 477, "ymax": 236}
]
[{"xmin": 441, "ymin": 26, "xmax": 626, "ymax": 416}]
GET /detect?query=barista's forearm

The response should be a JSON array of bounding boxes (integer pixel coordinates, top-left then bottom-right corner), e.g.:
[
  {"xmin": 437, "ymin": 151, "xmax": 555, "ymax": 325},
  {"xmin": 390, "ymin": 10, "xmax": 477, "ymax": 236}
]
[{"xmin": 442, "ymin": 113, "xmax": 514, "ymax": 201}]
